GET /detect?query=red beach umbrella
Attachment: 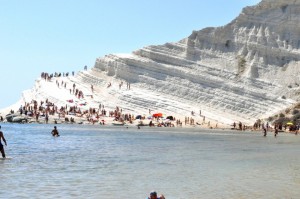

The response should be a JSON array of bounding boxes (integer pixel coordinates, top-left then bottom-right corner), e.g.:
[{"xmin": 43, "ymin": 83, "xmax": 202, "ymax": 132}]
[{"xmin": 153, "ymin": 113, "xmax": 163, "ymax": 118}]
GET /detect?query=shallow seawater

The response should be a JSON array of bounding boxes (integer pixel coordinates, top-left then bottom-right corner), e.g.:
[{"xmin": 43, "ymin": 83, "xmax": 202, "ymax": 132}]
[{"xmin": 0, "ymin": 124, "xmax": 299, "ymax": 199}]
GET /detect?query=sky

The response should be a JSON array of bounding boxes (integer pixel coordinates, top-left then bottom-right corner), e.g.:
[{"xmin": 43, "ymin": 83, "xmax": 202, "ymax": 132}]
[{"xmin": 0, "ymin": 0, "xmax": 260, "ymax": 109}]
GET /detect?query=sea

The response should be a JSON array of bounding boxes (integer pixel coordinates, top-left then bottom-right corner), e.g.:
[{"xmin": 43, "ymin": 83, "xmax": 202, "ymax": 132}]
[{"xmin": 0, "ymin": 123, "xmax": 299, "ymax": 199}]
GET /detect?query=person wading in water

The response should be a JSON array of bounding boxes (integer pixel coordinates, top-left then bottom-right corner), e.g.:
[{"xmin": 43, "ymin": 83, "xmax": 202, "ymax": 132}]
[
  {"xmin": 51, "ymin": 126, "xmax": 60, "ymax": 137},
  {"xmin": 0, "ymin": 126, "xmax": 7, "ymax": 158}
]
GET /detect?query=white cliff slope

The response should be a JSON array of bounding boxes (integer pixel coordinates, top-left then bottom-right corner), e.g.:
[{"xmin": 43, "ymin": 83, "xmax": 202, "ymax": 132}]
[{"xmin": 3, "ymin": 0, "xmax": 300, "ymax": 125}]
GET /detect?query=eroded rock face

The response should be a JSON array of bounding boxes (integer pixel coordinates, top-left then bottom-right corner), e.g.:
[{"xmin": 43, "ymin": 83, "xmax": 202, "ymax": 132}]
[
  {"xmin": 14, "ymin": 0, "xmax": 300, "ymax": 125},
  {"xmin": 82, "ymin": 0, "xmax": 300, "ymax": 124}
]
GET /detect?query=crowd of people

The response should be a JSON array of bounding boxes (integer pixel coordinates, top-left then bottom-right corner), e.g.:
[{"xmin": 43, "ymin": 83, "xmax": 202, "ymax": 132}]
[
  {"xmin": 2, "ymin": 71, "xmax": 192, "ymax": 127},
  {"xmin": 2, "ymin": 70, "xmax": 255, "ymax": 130}
]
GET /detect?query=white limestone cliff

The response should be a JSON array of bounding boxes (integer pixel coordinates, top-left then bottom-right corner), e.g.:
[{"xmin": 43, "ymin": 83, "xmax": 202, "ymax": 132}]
[{"xmin": 3, "ymin": 0, "xmax": 300, "ymax": 125}]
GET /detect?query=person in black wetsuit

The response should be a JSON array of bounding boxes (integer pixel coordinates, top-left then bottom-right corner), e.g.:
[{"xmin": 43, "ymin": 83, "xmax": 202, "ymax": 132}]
[{"xmin": 0, "ymin": 126, "xmax": 7, "ymax": 158}]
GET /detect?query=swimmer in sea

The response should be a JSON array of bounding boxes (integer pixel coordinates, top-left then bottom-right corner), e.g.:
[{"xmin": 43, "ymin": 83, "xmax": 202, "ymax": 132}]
[
  {"xmin": 146, "ymin": 191, "xmax": 165, "ymax": 199},
  {"xmin": 51, "ymin": 126, "xmax": 60, "ymax": 137}
]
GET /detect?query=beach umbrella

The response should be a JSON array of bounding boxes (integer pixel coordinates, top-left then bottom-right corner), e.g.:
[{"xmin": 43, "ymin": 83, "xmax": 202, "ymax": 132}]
[{"xmin": 153, "ymin": 113, "xmax": 163, "ymax": 118}]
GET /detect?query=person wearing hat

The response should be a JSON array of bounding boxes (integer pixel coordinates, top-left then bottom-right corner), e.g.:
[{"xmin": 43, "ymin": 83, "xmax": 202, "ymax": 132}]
[
  {"xmin": 147, "ymin": 191, "xmax": 165, "ymax": 199},
  {"xmin": 0, "ymin": 125, "xmax": 7, "ymax": 158},
  {"xmin": 51, "ymin": 126, "xmax": 60, "ymax": 137}
]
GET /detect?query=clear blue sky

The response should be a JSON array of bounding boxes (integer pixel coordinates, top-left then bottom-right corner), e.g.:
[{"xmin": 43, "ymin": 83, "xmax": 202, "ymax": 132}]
[{"xmin": 0, "ymin": 0, "xmax": 260, "ymax": 109}]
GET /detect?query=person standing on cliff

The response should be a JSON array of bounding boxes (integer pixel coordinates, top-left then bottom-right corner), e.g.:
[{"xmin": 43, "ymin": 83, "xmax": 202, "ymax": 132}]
[{"xmin": 0, "ymin": 126, "xmax": 7, "ymax": 158}]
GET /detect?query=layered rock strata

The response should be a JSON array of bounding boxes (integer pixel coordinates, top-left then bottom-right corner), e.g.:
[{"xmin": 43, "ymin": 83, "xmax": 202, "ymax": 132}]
[{"xmin": 7, "ymin": 0, "xmax": 300, "ymax": 125}]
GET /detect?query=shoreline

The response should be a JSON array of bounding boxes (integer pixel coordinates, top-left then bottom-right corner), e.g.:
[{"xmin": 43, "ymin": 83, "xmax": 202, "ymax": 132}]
[
  {"xmin": 2, "ymin": 106, "xmax": 297, "ymax": 134},
  {"xmin": 0, "ymin": 112, "xmax": 230, "ymax": 130},
  {"xmin": 1, "ymin": 120, "xmax": 298, "ymax": 136}
]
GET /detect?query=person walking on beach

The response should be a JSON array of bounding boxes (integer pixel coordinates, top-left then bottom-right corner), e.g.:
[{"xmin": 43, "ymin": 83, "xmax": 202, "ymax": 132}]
[
  {"xmin": 0, "ymin": 126, "xmax": 7, "ymax": 158},
  {"xmin": 51, "ymin": 126, "xmax": 60, "ymax": 137},
  {"xmin": 146, "ymin": 191, "xmax": 165, "ymax": 199}
]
